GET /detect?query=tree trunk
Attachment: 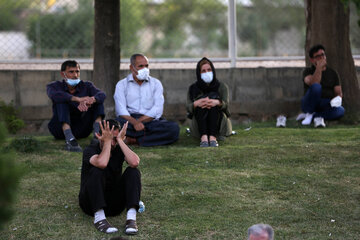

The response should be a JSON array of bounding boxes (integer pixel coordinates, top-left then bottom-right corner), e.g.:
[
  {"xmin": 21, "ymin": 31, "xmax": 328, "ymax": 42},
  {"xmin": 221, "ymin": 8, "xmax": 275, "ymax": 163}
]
[
  {"xmin": 305, "ymin": 0, "xmax": 360, "ymax": 117},
  {"xmin": 93, "ymin": 0, "xmax": 120, "ymax": 118}
]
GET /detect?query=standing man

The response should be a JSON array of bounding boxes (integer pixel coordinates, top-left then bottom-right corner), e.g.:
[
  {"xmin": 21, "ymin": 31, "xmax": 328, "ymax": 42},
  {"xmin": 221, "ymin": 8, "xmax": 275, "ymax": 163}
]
[
  {"xmin": 299, "ymin": 44, "xmax": 345, "ymax": 127},
  {"xmin": 79, "ymin": 119, "xmax": 141, "ymax": 235},
  {"xmin": 47, "ymin": 60, "xmax": 105, "ymax": 151},
  {"xmin": 114, "ymin": 53, "xmax": 179, "ymax": 146},
  {"xmin": 247, "ymin": 223, "xmax": 274, "ymax": 240}
]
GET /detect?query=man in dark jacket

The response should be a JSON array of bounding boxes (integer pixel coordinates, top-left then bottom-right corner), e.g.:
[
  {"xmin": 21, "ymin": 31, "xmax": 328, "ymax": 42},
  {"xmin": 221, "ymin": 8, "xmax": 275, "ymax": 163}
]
[{"xmin": 47, "ymin": 60, "xmax": 106, "ymax": 151}]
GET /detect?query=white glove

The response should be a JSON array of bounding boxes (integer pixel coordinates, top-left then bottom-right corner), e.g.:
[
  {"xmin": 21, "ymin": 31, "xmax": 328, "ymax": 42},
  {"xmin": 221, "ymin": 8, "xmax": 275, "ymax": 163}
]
[{"xmin": 330, "ymin": 96, "xmax": 342, "ymax": 107}]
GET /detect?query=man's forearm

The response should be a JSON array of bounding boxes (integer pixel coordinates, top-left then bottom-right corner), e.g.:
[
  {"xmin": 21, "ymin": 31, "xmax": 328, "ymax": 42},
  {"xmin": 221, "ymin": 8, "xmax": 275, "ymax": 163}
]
[{"xmin": 138, "ymin": 115, "xmax": 154, "ymax": 123}]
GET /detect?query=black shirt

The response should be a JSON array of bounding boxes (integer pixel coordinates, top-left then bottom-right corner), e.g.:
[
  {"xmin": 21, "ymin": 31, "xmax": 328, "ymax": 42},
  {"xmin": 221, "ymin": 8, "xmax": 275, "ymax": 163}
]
[
  {"xmin": 302, "ymin": 66, "xmax": 340, "ymax": 99},
  {"xmin": 80, "ymin": 143, "xmax": 125, "ymax": 191}
]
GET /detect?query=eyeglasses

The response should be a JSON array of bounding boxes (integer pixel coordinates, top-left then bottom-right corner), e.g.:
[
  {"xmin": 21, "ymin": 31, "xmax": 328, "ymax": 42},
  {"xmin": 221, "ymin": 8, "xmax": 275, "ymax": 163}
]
[{"xmin": 312, "ymin": 53, "xmax": 325, "ymax": 59}]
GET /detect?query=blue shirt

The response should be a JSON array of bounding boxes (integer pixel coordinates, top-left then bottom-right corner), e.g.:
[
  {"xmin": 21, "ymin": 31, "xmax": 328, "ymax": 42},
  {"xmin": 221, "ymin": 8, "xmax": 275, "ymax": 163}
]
[
  {"xmin": 47, "ymin": 79, "xmax": 106, "ymax": 108},
  {"xmin": 114, "ymin": 74, "xmax": 164, "ymax": 119}
]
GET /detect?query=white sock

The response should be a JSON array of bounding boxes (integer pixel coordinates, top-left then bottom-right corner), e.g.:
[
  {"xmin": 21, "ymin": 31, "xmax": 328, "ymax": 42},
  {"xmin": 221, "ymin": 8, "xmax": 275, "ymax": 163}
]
[
  {"xmin": 126, "ymin": 208, "xmax": 137, "ymax": 221},
  {"xmin": 94, "ymin": 209, "xmax": 106, "ymax": 224}
]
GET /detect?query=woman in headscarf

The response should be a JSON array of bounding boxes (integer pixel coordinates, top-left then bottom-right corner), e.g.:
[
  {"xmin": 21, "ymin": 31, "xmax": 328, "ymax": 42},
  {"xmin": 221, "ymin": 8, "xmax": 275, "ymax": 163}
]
[{"xmin": 186, "ymin": 57, "xmax": 232, "ymax": 147}]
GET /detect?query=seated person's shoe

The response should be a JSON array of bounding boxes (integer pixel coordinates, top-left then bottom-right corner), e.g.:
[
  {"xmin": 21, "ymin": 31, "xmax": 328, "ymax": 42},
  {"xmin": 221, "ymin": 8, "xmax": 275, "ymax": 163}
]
[
  {"xmin": 314, "ymin": 117, "xmax": 326, "ymax": 128},
  {"xmin": 200, "ymin": 141, "xmax": 209, "ymax": 147},
  {"xmin": 125, "ymin": 219, "xmax": 138, "ymax": 235},
  {"xmin": 301, "ymin": 113, "xmax": 314, "ymax": 125},
  {"xmin": 94, "ymin": 219, "xmax": 118, "ymax": 234},
  {"xmin": 209, "ymin": 140, "xmax": 219, "ymax": 147},
  {"xmin": 65, "ymin": 139, "xmax": 82, "ymax": 152},
  {"xmin": 296, "ymin": 112, "xmax": 306, "ymax": 121}
]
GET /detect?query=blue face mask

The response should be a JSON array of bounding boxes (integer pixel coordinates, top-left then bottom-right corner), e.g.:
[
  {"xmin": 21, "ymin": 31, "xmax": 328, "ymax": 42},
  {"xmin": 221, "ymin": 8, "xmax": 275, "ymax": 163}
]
[{"xmin": 66, "ymin": 78, "xmax": 81, "ymax": 86}]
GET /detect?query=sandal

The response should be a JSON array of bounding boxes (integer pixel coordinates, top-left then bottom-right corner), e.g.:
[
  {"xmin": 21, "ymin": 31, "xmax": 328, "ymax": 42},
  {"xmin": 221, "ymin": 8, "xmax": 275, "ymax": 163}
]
[
  {"xmin": 209, "ymin": 140, "xmax": 218, "ymax": 147},
  {"xmin": 94, "ymin": 219, "xmax": 118, "ymax": 234},
  {"xmin": 125, "ymin": 219, "xmax": 138, "ymax": 235},
  {"xmin": 200, "ymin": 141, "xmax": 209, "ymax": 147}
]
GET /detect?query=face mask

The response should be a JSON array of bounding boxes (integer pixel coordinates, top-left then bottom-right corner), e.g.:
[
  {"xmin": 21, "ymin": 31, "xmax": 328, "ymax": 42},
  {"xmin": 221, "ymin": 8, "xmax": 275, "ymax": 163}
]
[
  {"xmin": 201, "ymin": 72, "xmax": 213, "ymax": 83},
  {"xmin": 135, "ymin": 67, "xmax": 150, "ymax": 80},
  {"xmin": 66, "ymin": 78, "xmax": 81, "ymax": 86}
]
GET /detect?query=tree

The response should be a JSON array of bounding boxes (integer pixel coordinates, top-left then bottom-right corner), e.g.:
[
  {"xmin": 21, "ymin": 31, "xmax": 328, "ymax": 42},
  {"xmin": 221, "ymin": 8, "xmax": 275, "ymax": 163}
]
[
  {"xmin": 93, "ymin": 0, "xmax": 120, "ymax": 117},
  {"xmin": 0, "ymin": 0, "xmax": 31, "ymax": 31},
  {"xmin": 305, "ymin": 0, "xmax": 360, "ymax": 118}
]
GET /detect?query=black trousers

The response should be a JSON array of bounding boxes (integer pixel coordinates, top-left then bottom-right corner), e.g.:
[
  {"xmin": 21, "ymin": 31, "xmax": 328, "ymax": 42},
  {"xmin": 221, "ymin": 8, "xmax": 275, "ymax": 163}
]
[
  {"xmin": 79, "ymin": 167, "xmax": 141, "ymax": 217},
  {"xmin": 48, "ymin": 102, "xmax": 105, "ymax": 139},
  {"xmin": 194, "ymin": 107, "xmax": 221, "ymax": 137}
]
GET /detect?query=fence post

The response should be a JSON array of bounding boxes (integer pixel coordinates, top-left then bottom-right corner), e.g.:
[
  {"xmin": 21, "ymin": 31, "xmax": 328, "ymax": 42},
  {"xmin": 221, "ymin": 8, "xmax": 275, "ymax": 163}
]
[{"xmin": 228, "ymin": 0, "xmax": 237, "ymax": 68}]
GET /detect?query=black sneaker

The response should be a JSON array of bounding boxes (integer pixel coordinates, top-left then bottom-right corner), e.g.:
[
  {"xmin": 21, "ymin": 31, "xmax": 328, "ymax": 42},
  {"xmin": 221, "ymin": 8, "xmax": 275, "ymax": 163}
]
[{"xmin": 65, "ymin": 139, "xmax": 82, "ymax": 152}]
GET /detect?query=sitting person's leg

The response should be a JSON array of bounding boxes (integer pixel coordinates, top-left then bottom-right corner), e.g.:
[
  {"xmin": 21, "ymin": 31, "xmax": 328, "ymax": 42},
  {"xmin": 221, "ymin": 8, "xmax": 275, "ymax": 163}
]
[
  {"xmin": 301, "ymin": 83, "xmax": 322, "ymax": 125},
  {"xmin": 194, "ymin": 108, "xmax": 210, "ymax": 146},
  {"xmin": 79, "ymin": 167, "xmax": 118, "ymax": 234},
  {"xmin": 105, "ymin": 167, "xmax": 141, "ymax": 235},
  {"xmin": 79, "ymin": 167, "xmax": 118, "ymax": 233},
  {"xmin": 139, "ymin": 119, "xmax": 180, "ymax": 147},
  {"xmin": 48, "ymin": 103, "xmax": 82, "ymax": 151},
  {"xmin": 314, "ymin": 98, "xmax": 345, "ymax": 120},
  {"xmin": 207, "ymin": 107, "xmax": 220, "ymax": 147},
  {"xmin": 72, "ymin": 103, "xmax": 105, "ymax": 139},
  {"xmin": 48, "ymin": 103, "xmax": 72, "ymax": 139}
]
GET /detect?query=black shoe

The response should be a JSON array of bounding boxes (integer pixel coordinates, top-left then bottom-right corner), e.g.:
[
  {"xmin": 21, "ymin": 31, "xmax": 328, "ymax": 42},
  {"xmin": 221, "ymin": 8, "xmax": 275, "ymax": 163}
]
[{"xmin": 65, "ymin": 139, "xmax": 82, "ymax": 152}]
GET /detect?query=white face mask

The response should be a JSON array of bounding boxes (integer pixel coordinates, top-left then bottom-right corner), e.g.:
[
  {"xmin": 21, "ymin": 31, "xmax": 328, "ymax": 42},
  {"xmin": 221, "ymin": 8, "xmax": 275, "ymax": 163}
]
[
  {"xmin": 135, "ymin": 67, "xmax": 150, "ymax": 80},
  {"xmin": 201, "ymin": 72, "xmax": 213, "ymax": 83}
]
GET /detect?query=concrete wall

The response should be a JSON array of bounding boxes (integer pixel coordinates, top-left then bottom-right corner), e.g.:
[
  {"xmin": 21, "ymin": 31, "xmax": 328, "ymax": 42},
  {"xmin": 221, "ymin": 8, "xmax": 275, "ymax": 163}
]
[{"xmin": 1, "ymin": 67, "xmax": 358, "ymax": 127}]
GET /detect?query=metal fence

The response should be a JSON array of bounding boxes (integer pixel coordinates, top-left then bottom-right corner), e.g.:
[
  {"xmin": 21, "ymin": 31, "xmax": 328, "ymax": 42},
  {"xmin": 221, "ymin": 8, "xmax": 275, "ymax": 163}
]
[{"xmin": 0, "ymin": 0, "xmax": 359, "ymax": 61}]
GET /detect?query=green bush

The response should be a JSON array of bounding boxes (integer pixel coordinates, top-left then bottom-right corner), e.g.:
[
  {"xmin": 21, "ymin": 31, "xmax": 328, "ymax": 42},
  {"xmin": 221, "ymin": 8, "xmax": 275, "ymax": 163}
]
[
  {"xmin": 0, "ymin": 99, "xmax": 25, "ymax": 134},
  {"xmin": 0, "ymin": 122, "xmax": 22, "ymax": 230},
  {"xmin": 10, "ymin": 136, "xmax": 40, "ymax": 153}
]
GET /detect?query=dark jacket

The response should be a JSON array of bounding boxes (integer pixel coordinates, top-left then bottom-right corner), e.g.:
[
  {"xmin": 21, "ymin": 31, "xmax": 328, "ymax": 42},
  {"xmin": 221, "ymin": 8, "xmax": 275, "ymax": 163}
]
[{"xmin": 186, "ymin": 57, "xmax": 232, "ymax": 139}]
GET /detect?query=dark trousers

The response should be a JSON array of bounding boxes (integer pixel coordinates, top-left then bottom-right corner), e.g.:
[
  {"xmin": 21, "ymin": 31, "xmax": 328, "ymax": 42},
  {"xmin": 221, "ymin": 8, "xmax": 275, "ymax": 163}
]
[
  {"xmin": 116, "ymin": 114, "xmax": 179, "ymax": 147},
  {"xmin": 194, "ymin": 107, "xmax": 221, "ymax": 136},
  {"xmin": 301, "ymin": 83, "xmax": 345, "ymax": 120},
  {"xmin": 48, "ymin": 102, "xmax": 105, "ymax": 139},
  {"xmin": 79, "ymin": 167, "xmax": 141, "ymax": 217}
]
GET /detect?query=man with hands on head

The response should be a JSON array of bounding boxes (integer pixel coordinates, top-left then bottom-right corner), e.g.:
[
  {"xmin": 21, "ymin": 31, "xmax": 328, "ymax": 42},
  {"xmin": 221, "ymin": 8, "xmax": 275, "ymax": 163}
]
[
  {"xmin": 299, "ymin": 44, "xmax": 345, "ymax": 127},
  {"xmin": 78, "ymin": 119, "xmax": 142, "ymax": 235},
  {"xmin": 47, "ymin": 60, "xmax": 105, "ymax": 152}
]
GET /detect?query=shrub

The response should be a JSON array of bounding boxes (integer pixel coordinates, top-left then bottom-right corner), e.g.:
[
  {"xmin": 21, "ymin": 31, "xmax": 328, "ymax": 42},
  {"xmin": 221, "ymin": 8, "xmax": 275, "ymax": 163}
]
[
  {"xmin": 0, "ymin": 99, "xmax": 25, "ymax": 134},
  {"xmin": 10, "ymin": 136, "xmax": 40, "ymax": 153},
  {"xmin": 0, "ymin": 122, "xmax": 22, "ymax": 230}
]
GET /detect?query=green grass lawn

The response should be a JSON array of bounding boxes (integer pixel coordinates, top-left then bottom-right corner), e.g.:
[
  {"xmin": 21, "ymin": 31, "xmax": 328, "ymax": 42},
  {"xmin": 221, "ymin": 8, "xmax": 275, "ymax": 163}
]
[{"xmin": 1, "ymin": 122, "xmax": 360, "ymax": 240}]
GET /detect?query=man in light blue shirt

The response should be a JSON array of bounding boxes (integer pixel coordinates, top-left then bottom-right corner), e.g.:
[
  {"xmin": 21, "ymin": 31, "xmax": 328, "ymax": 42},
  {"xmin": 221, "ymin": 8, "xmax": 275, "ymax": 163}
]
[{"xmin": 114, "ymin": 53, "xmax": 179, "ymax": 146}]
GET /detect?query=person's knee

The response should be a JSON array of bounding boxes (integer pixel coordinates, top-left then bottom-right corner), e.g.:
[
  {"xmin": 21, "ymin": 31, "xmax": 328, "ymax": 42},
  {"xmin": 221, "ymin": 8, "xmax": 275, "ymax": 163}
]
[
  {"xmin": 123, "ymin": 167, "xmax": 141, "ymax": 179},
  {"xmin": 89, "ymin": 167, "xmax": 105, "ymax": 178},
  {"xmin": 336, "ymin": 106, "xmax": 345, "ymax": 118},
  {"xmin": 309, "ymin": 83, "xmax": 322, "ymax": 94}
]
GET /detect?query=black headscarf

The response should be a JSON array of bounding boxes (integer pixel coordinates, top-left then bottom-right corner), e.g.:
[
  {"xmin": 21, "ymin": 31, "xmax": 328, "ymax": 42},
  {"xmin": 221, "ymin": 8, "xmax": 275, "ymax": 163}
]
[{"xmin": 189, "ymin": 57, "xmax": 220, "ymax": 101}]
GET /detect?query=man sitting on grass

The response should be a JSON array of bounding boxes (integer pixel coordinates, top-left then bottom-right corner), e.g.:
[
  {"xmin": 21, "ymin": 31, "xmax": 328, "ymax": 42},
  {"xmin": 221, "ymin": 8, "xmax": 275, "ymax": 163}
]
[
  {"xmin": 78, "ymin": 119, "xmax": 141, "ymax": 235},
  {"xmin": 298, "ymin": 44, "xmax": 345, "ymax": 127}
]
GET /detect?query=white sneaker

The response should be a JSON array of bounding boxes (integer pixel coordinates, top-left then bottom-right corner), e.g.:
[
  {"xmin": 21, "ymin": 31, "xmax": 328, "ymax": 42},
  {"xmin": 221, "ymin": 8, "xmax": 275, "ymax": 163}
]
[
  {"xmin": 296, "ymin": 112, "xmax": 307, "ymax": 121},
  {"xmin": 314, "ymin": 117, "xmax": 326, "ymax": 128},
  {"xmin": 301, "ymin": 113, "xmax": 314, "ymax": 125},
  {"xmin": 276, "ymin": 115, "xmax": 286, "ymax": 127}
]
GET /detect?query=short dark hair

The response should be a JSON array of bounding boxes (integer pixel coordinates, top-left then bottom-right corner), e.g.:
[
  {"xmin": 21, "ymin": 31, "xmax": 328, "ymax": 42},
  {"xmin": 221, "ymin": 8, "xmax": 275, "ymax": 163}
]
[
  {"xmin": 99, "ymin": 119, "xmax": 121, "ymax": 135},
  {"xmin": 309, "ymin": 44, "xmax": 325, "ymax": 58},
  {"xmin": 61, "ymin": 60, "xmax": 80, "ymax": 71},
  {"xmin": 130, "ymin": 53, "xmax": 146, "ymax": 66}
]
